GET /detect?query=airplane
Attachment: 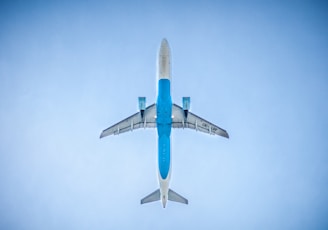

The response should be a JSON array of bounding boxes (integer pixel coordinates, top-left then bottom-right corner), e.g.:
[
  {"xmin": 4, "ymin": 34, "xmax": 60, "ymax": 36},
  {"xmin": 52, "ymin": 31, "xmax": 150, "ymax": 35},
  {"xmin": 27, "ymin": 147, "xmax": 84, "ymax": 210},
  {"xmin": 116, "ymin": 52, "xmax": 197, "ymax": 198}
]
[{"xmin": 100, "ymin": 38, "xmax": 229, "ymax": 208}]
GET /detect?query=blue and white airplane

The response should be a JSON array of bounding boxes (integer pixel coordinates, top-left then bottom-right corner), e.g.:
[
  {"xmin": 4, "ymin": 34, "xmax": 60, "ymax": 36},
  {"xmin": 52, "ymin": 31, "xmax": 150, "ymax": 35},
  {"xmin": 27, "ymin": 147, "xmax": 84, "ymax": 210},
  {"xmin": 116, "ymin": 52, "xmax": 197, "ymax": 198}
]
[{"xmin": 100, "ymin": 39, "xmax": 229, "ymax": 208}]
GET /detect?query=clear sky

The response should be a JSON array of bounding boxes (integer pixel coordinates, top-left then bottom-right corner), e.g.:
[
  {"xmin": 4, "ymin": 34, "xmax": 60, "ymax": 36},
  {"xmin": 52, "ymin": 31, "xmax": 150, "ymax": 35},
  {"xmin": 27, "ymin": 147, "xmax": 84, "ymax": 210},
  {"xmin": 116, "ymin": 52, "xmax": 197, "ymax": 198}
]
[{"xmin": 1, "ymin": 0, "xmax": 328, "ymax": 229}]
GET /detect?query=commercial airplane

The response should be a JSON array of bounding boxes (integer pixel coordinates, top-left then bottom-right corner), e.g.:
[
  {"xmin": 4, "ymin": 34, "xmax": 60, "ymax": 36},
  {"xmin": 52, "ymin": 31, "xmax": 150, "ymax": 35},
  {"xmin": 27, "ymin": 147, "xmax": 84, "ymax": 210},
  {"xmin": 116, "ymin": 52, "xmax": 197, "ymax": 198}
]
[{"xmin": 100, "ymin": 39, "xmax": 229, "ymax": 208}]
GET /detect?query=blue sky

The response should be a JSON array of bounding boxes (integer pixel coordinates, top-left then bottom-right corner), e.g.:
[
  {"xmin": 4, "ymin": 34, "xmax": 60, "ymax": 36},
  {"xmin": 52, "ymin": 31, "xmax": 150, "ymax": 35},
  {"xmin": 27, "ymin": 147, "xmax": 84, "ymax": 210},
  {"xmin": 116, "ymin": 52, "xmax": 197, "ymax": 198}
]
[{"xmin": 1, "ymin": 0, "xmax": 328, "ymax": 229}]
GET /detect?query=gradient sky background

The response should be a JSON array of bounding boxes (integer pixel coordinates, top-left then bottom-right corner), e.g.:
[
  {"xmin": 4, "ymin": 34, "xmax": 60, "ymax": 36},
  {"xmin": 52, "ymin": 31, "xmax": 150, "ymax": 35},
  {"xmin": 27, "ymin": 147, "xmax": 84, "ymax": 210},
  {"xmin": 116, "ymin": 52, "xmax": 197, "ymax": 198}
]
[{"xmin": 1, "ymin": 1, "xmax": 328, "ymax": 229}]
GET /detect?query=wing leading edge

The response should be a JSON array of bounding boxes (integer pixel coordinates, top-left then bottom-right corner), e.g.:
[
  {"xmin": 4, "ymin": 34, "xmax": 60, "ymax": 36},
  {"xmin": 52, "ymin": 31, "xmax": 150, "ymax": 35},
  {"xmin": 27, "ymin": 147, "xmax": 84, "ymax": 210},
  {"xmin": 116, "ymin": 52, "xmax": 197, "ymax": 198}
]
[
  {"xmin": 172, "ymin": 104, "xmax": 229, "ymax": 138},
  {"xmin": 100, "ymin": 104, "xmax": 156, "ymax": 138}
]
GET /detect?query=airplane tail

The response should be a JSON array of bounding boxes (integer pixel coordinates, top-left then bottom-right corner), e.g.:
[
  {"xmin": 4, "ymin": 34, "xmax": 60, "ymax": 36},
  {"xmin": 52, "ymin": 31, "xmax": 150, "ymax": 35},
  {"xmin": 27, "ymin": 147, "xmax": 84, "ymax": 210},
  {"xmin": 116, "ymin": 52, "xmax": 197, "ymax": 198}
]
[{"xmin": 140, "ymin": 189, "xmax": 188, "ymax": 205}]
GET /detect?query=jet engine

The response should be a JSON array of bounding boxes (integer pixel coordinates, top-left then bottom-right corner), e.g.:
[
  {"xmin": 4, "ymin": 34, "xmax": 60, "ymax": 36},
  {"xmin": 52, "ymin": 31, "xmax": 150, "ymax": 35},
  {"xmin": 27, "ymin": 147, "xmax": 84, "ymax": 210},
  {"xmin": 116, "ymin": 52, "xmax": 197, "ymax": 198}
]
[
  {"xmin": 138, "ymin": 97, "xmax": 146, "ymax": 118},
  {"xmin": 182, "ymin": 97, "xmax": 190, "ymax": 119}
]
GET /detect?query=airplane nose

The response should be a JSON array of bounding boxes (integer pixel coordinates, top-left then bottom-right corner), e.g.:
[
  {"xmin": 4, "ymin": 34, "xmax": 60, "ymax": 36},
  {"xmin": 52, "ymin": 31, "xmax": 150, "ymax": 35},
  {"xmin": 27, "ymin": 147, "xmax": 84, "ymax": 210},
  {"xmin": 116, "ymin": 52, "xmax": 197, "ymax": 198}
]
[
  {"xmin": 158, "ymin": 38, "xmax": 171, "ymax": 80},
  {"xmin": 162, "ymin": 38, "xmax": 168, "ymax": 44},
  {"xmin": 160, "ymin": 39, "xmax": 169, "ymax": 53}
]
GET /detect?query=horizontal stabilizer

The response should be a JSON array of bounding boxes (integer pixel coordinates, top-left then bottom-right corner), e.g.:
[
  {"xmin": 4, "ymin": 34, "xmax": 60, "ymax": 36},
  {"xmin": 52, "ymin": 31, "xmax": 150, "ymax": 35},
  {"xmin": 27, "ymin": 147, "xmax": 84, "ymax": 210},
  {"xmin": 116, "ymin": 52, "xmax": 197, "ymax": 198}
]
[
  {"xmin": 141, "ymin": 189, "xmax": 160, "ymax": 204},
  {"xmin": 168, "ymin": 189, "xmax": 188, "ymax": 205}
]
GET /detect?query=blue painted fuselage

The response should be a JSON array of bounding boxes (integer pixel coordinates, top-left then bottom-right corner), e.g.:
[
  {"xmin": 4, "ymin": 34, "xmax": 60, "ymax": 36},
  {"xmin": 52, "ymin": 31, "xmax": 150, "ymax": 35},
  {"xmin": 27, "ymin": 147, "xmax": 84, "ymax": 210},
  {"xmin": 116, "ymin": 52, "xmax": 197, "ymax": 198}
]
[{"xmin": 156, "ymin": 79, "xmax": 172, "ymax": 180}]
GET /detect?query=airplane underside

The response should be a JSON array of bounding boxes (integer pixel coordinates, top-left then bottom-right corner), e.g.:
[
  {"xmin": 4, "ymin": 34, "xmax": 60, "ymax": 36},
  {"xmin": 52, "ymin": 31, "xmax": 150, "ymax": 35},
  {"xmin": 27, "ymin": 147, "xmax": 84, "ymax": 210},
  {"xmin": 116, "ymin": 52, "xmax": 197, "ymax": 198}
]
[{"xmin": 100, "ymin": 39, "xmax": 229, "ymax": 208}]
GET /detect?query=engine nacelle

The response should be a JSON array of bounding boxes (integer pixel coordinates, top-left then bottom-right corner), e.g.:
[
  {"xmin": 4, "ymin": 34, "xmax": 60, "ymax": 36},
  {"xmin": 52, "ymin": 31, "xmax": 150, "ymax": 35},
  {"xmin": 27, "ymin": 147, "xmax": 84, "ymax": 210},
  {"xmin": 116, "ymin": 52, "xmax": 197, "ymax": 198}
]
[
  {"xmin": 138, "ymin": 97, "xmax": 146, "ymax": 118},
  {"xmin": 182, "ymin": 97, "xmax": 190, "ymax": 118}
]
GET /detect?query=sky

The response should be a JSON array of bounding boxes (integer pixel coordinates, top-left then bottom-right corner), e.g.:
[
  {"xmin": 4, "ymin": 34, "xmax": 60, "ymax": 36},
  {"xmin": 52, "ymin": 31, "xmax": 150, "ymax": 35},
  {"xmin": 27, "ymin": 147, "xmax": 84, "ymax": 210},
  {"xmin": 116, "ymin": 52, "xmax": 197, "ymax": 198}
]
[{"xmin": 1, "ymin": 0, "xmax": 328, "ymax": 229}]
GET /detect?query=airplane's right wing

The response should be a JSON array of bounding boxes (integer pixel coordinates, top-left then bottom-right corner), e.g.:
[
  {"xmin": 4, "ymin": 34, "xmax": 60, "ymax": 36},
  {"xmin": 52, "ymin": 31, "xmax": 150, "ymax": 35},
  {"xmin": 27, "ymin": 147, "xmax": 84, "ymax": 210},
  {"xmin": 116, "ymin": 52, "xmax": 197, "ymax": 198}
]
[
  {"xmin": 100, "ymin": 104, "xmax": 156, "ymax": 138},
  {"xmin": 172, "ymin": 104, "xmax": 229, "ymax": 138}
]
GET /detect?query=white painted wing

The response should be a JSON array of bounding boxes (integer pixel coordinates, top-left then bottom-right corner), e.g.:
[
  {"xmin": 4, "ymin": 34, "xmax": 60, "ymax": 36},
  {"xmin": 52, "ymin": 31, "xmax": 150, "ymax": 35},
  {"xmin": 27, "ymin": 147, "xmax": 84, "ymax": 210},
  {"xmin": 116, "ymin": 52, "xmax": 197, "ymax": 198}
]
[
  {"xmin": 172, "ymin": 104, "xmax": 229, "ymax": 138},
  {"xmin": 100, "ymin": 104, "xmax": 157, "ymax": 138}
]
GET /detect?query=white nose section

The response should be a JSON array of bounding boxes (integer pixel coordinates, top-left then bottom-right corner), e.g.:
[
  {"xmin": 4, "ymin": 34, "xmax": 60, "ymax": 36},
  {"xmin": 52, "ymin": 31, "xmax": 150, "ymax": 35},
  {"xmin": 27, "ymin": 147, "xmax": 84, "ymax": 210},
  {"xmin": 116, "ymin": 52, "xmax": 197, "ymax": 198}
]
[{"xmin": 158, "ymin": 38, "xmax": 171, "ymax": 80}]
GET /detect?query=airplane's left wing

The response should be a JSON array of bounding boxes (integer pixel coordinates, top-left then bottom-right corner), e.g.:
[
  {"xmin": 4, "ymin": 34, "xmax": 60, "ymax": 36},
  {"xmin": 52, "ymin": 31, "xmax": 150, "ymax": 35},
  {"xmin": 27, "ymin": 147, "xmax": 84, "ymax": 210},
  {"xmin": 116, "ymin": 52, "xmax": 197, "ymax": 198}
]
[
  {"xmin": 100, "ymin": 104, "xmax": 156, "ymax": 138},
  {"xmin": 172, "ymin": 104, "xmax": 229, "ymax": 138}
]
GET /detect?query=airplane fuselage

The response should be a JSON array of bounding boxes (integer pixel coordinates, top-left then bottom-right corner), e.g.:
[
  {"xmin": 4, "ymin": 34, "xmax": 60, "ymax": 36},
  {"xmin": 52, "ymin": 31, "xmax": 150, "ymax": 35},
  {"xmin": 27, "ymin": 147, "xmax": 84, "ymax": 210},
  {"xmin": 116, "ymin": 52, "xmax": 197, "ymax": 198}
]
[{"xmin": 156, "ymin": 39, "xmax": 172, "ymax": 207}]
